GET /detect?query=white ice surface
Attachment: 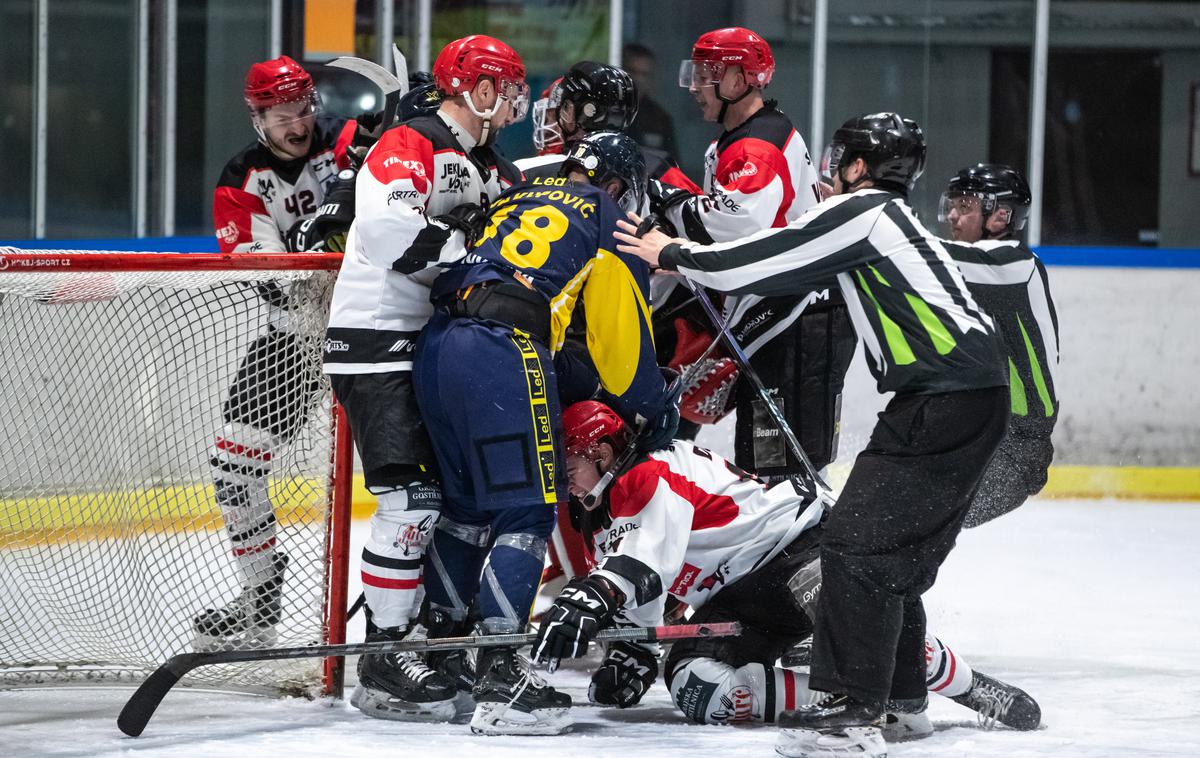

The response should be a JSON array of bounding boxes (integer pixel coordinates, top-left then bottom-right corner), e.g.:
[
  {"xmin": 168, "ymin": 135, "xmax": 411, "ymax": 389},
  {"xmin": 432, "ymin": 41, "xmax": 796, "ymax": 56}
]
[{"xmin": 5, "ymin": 498, "xmax": 1199, "ymax": 757}]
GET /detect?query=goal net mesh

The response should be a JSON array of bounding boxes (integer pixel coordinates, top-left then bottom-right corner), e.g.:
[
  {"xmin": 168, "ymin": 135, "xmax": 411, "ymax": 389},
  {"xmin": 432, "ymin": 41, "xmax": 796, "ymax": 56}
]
[{"xmin": 0, "ymin": 251, "xmax": 343, "ymax": 694}]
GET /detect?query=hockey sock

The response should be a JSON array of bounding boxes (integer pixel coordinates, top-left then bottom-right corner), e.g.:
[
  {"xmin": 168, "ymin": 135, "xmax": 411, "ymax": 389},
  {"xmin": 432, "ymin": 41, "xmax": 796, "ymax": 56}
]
[
  {"xmin": 668, "ymin": 657, "xmax": 817, "ymax": 724},
  {"xmin": 424, "ymin": 516, "xmax": 491, "ymax": 623},
  {"xmin": 211, "ymin": 422, "xmax": 281, "ymax": 586},
  {"xmin": 477, "ymin": 532, "xmax": 548, "ymax": 633},
  {"xmin": 548, "ymin": 502, "xmax": 594, "ymax": 580},
  {"xmin": 361, "ymin": 484, "xmax": 441, "ymax": 629},
  {"xmin": 925, "ymin": 633, "xmax": 975, "ymax": 698}
]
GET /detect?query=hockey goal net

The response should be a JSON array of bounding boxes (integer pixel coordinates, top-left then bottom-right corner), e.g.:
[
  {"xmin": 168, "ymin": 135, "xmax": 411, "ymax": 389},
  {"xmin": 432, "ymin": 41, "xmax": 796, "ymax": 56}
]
[{"xmin": 0, "ymin": 249, "xmax": 352, "ymax": 696}]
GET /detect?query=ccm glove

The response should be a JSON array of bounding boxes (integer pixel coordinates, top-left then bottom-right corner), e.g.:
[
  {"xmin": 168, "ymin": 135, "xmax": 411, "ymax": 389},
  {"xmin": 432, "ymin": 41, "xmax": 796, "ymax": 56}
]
[
  {"xmin": 284, "ymin": 171, "xmax": 357, "ymax": 252},
  {"xmin": 588, "ymin": 641, "xmax": 659, "ymax": 708},
  {"xmin": 532, "ymin": 576, "xmax": 619, "ymax": 672}
]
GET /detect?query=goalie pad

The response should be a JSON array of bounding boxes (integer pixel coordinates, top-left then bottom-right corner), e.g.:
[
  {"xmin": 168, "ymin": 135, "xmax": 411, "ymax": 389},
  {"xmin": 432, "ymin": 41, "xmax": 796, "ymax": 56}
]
[{"xmin": 668, "ymin": 317, "xmax": 738, "ymax": 425}]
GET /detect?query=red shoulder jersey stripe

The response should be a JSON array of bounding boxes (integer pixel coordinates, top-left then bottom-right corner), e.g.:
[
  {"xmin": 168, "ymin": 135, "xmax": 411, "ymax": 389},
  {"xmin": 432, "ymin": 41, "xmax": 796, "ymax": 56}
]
[
  {"xmin": 611, "ymin": 458, "xmax": 739, "ymax": 531},
  {"xmin": 715, "ymin": 137, "xmax": 795, "ymax": 227},
  {"xmin": 365, "ymin": 125, "xmax": 435, "ymax": 195},
  {"xmin": 333, "ymin": 119, "xmax": 357, "ymax": 170},
  {"xmin": 212, "ymin": 185, "xmax": 270, "ymax": 253},
  {"xmin": 660, "ymin": 166, "xmax": 703, "ymax": 194}
]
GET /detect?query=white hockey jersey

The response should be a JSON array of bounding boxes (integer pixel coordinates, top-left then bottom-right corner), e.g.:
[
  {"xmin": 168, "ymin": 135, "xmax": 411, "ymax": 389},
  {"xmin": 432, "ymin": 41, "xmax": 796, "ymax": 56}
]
[
  {"xmin": 323, "ymin": 111, "xmax": 522, "ymax": 374},
  {"xmin": 590, "ymin": 441, "xmax": 828, "ymax": 627}
]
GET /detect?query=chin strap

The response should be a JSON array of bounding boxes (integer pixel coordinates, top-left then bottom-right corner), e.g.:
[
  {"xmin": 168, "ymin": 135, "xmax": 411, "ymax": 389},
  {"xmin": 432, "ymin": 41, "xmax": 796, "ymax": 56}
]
[
  {"xmin": 462, "ymin": 90, "xmax": 505, "ymax": 146},
  {"xmin": 714, "ymin": 82, "xmax": 755, "ymax": 124}
]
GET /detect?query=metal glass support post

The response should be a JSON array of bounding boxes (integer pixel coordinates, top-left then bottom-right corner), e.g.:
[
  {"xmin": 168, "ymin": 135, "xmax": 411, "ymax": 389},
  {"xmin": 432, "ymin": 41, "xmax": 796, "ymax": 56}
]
[
  {"xmin": 1027, "ymin": 0, "xmax": 1050, "ymax": 246},
  {"xmin": 377, "ymin": 0, "xmax": 395, "ymax": 67},
  {"xmin": 33, "ymin": 0, "xmax": 48, "ymax": 237},
  {"xmin": 810, "ymin": 0, "xmax": 828, "ymax": 158},
  {"xmin": 270, "ymin": 0, "xmax": 283, "ymax": 58},
  {"xmin": 609, "ymin": 0, "xmax": 624, "ymax": 67},
  {"xmin": 161, "ymin": 0, "xmax": 177, "ymax": 236},
  {"xmin": 135, "ymin": 0, "xmax": 149, "ymax": 236},
  {"xmin": 417, "ymin": 0, "xmax": 431, "ymax": 72}
]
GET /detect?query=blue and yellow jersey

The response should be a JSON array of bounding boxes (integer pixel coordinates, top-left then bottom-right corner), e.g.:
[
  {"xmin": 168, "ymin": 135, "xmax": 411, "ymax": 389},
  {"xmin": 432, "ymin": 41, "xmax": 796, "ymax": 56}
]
[{"xmin": 432, "ymin": 178, "xmax": 666, "ymax": 420}]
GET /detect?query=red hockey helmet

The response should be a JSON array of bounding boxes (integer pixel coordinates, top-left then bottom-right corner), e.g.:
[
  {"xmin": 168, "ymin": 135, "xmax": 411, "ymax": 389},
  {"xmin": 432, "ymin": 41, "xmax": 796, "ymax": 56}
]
[
  {"xmin": 562, "ymin": 401, "xmax": 631, "ymax": 459},
  {"xmin": 433, "ymin": 35, "xmax": 530, "ymax": 126},
  {"xmin": 679, "ymin": 27, "xmax": 775, "ymax": 90},
  {"xmin": 243, "ymin": 55, "xmax": 315, "ymax": 110}
]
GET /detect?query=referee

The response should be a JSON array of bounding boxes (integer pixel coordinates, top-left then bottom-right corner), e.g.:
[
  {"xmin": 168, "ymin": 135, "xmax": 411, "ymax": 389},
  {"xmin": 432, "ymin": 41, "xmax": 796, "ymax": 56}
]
[
  {"xmin": 615, "ymin": 112, "xmax": 1010, "ymax": 758},
  {"xmin": 939, "ymin": 164, "xmax": 1060, "ymax": 528}
]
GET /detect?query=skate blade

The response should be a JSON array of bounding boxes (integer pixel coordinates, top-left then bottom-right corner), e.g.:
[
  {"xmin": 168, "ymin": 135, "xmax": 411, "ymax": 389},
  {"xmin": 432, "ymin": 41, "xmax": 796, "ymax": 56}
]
[
  {"xmin": 191, "ymin": 626, "xmax": 278, "ymax": 653},
  {"xmin": 775, "ymin": 726, "xmax": 887, "ymax": 758},
  {"xmin": 350, "ymin": 684, "xmax": 458, "ymax": 723},
  {"xmin": 452, "ymin": 690, "xmax": 477, "ymax": 719},
  {"xmin": 882, "ymin": 711, "xmax": 933, "ymax": 742},
  {"xmin": 469, "ymin": 702, "xmax": 572, "ymax": 736}
]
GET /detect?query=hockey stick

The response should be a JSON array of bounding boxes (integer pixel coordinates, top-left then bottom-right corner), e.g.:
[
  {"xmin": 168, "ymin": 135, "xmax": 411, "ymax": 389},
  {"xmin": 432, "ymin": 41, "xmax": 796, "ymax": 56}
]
[
  {"xmin": 117, "ymin": 621, "xmax": 741, "ymax": 737},
  {"xmin": 679, "ymin": 274, "xmax": 832, "ymax": 494}
]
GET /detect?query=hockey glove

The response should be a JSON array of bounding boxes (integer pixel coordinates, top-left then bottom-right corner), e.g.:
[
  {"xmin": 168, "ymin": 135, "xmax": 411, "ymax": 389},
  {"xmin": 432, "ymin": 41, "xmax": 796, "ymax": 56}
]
[
  {"xmin": 588, "ymin": 641, "xmax": 659, "ymax": 708},
  {"xmin": 431, "ymin": 202, "xmax": 489, "ymax": 249},
  {"xmin": 532, "ymin": 576, "xmax": 619, "ymax": 672},
  {"xmin": 636, "ymin": 397, "xmax": 680, "ymax": 454},
  {"xmin": 285, "ymin": 172, "xmax": 356, "ymax": 252}
]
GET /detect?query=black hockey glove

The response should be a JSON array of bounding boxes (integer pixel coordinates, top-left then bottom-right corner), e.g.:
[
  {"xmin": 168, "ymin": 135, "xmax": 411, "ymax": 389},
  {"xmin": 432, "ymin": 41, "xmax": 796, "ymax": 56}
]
[
  {"xmin": 285, "ymin": 172, "xmax": 356, "ymax": 252},
  {"xmin": 645, "ymin": 179, "xmax": 695, "ymax": 237},
  {"xmin": 532, "ymin": 576, "xmax": 619, "ymax": 672},
  {"xmin": 588, "ymin": 641, "xmax": 659, "ymax": 708},
  {"xmin": 431, "ymin": 202, "xmax": 489, "ymax": 249}
]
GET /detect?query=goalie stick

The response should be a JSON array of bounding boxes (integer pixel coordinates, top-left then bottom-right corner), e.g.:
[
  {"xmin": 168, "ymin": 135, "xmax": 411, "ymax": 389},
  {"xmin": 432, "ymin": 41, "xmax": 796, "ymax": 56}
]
[{"xmin": 117, "ymin": 621, "xmax": 741, "ymax": 737}]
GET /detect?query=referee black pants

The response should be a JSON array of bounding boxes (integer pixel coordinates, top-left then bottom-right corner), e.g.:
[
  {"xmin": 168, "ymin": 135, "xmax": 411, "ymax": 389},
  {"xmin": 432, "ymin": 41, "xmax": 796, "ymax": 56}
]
[{"xmin": 808, "ymin": 386, "xmax": 1009, "ymax": 707}]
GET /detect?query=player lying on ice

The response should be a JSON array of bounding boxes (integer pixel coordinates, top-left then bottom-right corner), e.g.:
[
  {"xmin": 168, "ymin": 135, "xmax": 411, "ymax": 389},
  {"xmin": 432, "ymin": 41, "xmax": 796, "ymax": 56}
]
[{"xmin": 531, "ymin": 400, "xmax": 1041, "ymax": 746}]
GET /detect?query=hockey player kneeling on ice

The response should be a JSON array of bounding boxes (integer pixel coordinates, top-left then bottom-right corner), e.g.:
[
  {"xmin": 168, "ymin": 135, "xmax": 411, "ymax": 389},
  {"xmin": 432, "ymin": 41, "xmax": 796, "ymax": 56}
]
[
  {"xmin": 412, "ymin": 132, "xmax": 675, "ymax": 736},
  {"xmin": 531, "ymin": 400, "xmax": 1041, "ymax": 747}
]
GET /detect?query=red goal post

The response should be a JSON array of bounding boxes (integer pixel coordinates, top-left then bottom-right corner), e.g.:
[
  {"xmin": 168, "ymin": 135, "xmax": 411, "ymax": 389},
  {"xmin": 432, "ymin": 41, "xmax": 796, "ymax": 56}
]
[{"xmin": 0, "ymin": 248, "xmax": 353, "ymax": 697}]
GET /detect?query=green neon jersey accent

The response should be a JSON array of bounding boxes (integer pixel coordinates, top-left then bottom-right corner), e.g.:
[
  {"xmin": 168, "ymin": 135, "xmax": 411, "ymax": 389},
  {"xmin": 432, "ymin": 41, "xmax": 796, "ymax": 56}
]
[
  {"xmin": 867, "ymin": 265, "xmax": 955, "ymax": 356},
  {"xmin": 1008, "ymin": 357, "xmax": 1028, "ymax": 416},
  {"xmin": 904, "ymin": 293, "xmax": 957, "ymax": 355},
  {"xmin": 856, "ymin": 270, "xmax": 915, "ymax": 365},
  {"xmin": 1018, "ymin": 315, "xmax": 1054, "ymax": 417}
]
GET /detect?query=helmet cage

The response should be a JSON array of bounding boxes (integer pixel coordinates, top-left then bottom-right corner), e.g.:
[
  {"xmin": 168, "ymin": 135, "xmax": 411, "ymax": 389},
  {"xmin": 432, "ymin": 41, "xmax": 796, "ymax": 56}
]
[{"xmin": 532, "ymin": 95, "xmax": 564, "ymax": 153}]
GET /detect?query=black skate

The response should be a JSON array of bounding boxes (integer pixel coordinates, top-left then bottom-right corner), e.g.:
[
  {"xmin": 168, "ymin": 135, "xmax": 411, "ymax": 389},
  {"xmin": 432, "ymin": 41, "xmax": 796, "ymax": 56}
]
[
  {"xmin": 350, "ymin": 623, "xmax": 458, "ymax": 722},
  {"xmin": 776, "ymin": 693, "xmax": 887, "ymax": 758},
  {"xmin": 424, "ymin": 607, "xmax": 477, "ymax": 717},
  {"xmin": 780, "ymin": 634, "xmax": 813, "ymax": 669},
  {"xmin": 469, "ymin": 646, "xmax": 572, "ymax": 736},
  {"xmin": 951, "ymin": 670, "xmax": 1041, "ymax": 730},
  {"xmin": 882, "ymin": 696, "xmax": 933, "ymax": 742},
  {"xmin": 192, "ymin": 552, "xmax": 288, "ymax": 651}
]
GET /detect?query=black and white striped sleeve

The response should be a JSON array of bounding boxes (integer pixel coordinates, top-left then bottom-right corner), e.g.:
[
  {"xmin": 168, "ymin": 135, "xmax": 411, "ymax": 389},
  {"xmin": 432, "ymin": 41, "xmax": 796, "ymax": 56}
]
[{"xmin": 659, "ymin": 191, "xmax": 891, "ymax": 296}]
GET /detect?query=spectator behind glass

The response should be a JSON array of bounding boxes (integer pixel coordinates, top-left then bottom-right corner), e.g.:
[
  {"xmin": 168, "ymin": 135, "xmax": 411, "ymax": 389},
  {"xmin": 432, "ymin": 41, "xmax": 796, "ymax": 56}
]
[{"xmin": 622, "ymin": 43, "xmax": 679, "ymax": 162}]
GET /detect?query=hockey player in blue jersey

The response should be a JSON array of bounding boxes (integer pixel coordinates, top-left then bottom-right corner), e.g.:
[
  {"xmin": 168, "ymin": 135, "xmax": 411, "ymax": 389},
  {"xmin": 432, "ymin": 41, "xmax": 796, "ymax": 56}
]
[{"xmin": 411, "ymin": 132, "xmax": 677, "ymax": 736}]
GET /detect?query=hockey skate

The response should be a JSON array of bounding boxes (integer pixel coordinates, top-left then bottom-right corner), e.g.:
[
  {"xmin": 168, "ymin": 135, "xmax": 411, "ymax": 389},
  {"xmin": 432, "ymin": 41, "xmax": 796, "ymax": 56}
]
[
  {"xmin": 350, "ymin": 623, "xmax": 459, "ymax": 722},
  {"xmin": 882, "ymin": 696, "xmax": 933, "ymax": 742},
  {"xmin": 192, "ymin": 552, "xmax": 288, "ymax": 651},
  {"xmin": 776, "ymin": 693, "xmax": 887, "ymax": 758},
  {"xmin": 780, "ymin": 634, "xmax": 813, "ymax": 669},
  {"xmin": 950, "ymin": 670, "xmax": 1041, "ymax": 730},
  {"xmin": 469, "ymin": 646, "xmax": 572, "ymax": 736},
  {"xmin": 423, "ymin": 607, "xmax": 478, "ymax": 717}
]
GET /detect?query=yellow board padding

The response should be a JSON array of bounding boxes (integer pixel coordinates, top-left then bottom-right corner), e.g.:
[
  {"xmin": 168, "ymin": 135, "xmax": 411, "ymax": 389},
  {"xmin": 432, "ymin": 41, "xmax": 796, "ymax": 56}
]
[
  {"xmin": 5, "ymin": 466, "xmax": 1197, "ymax": 547},
  {"xmin": 1040, "ymin": 465, "xmax": 1200, "ymax": 501},
  {"xmin": 1, "ymin": 479, "xmax": 328, "ymax": 548}
]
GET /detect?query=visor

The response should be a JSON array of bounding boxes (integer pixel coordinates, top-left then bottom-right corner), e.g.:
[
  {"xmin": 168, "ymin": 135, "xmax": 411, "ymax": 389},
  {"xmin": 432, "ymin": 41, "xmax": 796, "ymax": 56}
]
[
  {"xmin": 820, "ymin": 143, "xmax": 845, "ymax": 181},
  {"xmin": 937, "ymin": 192, "xmax": 993, "ymax": 223},
  {"xmin": 252, "ymin": 92, "xmax": 320, "ymax": 131},
  {"xmin": 678, "ymin": 59, "xmax": 726, "ymax": 89},
  {"xmin": 499, "ymin": 79, "xmax": 530, "ymax": 123}
]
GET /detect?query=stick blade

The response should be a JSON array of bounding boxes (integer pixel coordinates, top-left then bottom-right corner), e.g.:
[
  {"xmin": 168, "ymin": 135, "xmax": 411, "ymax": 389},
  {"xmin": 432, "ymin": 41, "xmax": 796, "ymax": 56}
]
[{"xmin": 117, "ymin": 654, "xmax": 196, "ymax": 736}]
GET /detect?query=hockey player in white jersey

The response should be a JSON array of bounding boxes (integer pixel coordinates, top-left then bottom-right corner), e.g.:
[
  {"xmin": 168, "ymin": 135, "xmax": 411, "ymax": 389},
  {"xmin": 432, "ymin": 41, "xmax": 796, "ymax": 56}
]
[
  {"xmin": 531, "ymin": 400, "xmax": 1041, "ymax": 739},
  {"xmin": 322, "ymin": 34, "xmax": 527, "ymax": 721},
  {"xmin": 651, "ymin": 27, "xmax": 856, "ymax": 482},
  {"xmin": 195, "ymin": 55, "xmax": 355, "ymax": 652}
]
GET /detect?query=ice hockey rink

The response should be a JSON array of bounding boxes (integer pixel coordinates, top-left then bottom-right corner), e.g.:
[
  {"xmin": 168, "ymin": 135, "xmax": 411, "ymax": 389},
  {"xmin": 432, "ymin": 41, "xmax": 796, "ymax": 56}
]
[{"xmin": 5, "ymin": 495, "xmax": 1198, "ymax": 758}]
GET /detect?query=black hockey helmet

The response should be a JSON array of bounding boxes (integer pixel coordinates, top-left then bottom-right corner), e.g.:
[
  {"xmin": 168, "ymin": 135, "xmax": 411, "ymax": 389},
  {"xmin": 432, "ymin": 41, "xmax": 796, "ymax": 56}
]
[
  {"xmin": 560, "ymin": 131, "xmax": 647, "ymax": 213},
  {"xmin": 824, "ymin": 112, "xmax": 927, "ymax": 194},
  {"xmin": 939, "ymin": 163, "xmax": 1032, "ymax": 234},
  {"xmin": 559, "ymin": 61, "xmax": 639, "ymax": 136},
  {"xmin": 398, "ymin": 71, "xmax": 443, "ymax": 122}
]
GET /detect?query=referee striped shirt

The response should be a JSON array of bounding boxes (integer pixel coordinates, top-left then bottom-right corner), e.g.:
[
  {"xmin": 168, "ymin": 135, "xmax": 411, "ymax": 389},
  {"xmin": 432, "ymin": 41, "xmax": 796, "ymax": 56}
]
[
  {"xmin": 659, "ymin": 188, "xmax": 1008, "ymax": 395},
  {"xmin": 942, "ymin": 240, "xmax": 1059, "ymax": 421}
]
